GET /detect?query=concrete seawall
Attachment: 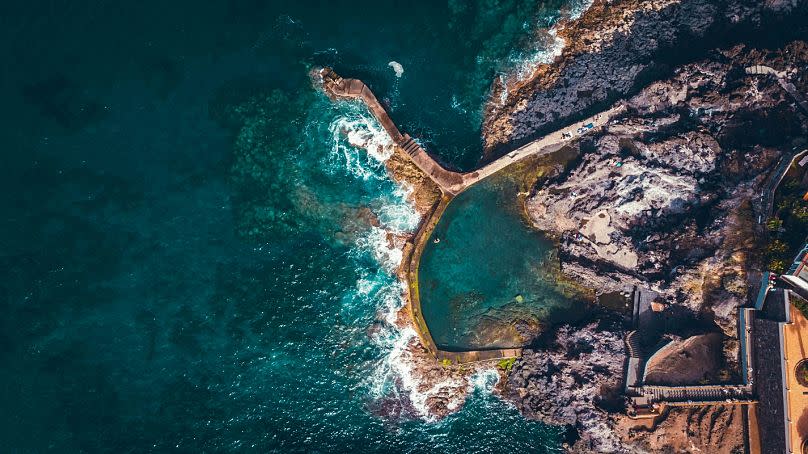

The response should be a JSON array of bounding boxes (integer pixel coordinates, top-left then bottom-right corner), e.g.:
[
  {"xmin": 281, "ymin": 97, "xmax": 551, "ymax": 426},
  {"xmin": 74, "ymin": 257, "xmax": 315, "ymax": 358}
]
[
  {"xmin": 318, "ymin": 67, "xmax": 624, "ymax": 196},
  {"xmin": 316, "ymin": 67, "xmax": 621, "ymax": 363},
  {"xmin": 318, "ymin": 68, "xmax": 465, "ymax": 194},
  {"xmin": 403, "ymin": 194, "xmax": 522, "ymax": 363}
]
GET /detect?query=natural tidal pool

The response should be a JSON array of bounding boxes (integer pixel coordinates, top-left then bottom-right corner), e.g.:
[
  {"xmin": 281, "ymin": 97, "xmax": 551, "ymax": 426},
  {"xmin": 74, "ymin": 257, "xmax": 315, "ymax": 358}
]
[{"xmin": 419, "ymin": 171, "xmax": 588, "ymax": 351}]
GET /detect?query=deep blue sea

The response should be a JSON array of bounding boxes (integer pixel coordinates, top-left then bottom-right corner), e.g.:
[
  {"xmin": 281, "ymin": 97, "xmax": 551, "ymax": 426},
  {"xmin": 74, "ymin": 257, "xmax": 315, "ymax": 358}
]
[{"xmin": 1, "ymin": 1, "xmax": 588, "ymax": 452}]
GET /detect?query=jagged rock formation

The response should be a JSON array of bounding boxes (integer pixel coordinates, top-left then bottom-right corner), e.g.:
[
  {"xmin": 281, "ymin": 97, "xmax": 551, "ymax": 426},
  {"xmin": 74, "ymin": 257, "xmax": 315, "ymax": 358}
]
[
  {"xmin": 482, "ymin": 0, "xmax": 808, "ymax": 158},
  {"xmin": 502, "ymin": 323, "xmax": 627, "ymax": 452},
  {"xmin": 527, "ymin": 42, "xmax": 808, "ymax": 344},
  {"xmin": 384, "ymin": 148, "xmax": 441, "ymax": 214},
  {"xmin": 506, "ymin": 35, "xmax": 808, "ymax": 454}
]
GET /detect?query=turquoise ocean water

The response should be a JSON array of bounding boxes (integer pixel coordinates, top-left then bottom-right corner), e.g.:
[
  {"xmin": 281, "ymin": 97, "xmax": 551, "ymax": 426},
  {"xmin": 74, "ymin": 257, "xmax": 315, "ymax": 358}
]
[
  {"xmin": 1, "ymin": 1, "xmax": 588, "ymax": 451},
  {"xmin": 420, "ymin": 174, "xmax": 588, "ymax": 352}
]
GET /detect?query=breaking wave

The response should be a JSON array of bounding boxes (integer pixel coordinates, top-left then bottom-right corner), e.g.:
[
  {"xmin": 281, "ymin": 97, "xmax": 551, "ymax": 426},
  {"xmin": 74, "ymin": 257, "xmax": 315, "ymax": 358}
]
[
  {"xmin": 388, "ymin": 61, "xmax": 404, "ymax": 78},
  {"xmin": 468, "ymin": 369, "xmax": 500, "ymax": 393},
  {"xmin": 327, "ymin": 105, "xmax": 395, "ymax": 180},
  {"xmin": 509, "ymin": 28, "xmax": 566, "ymax": 84},
  {"xmin": 497, "ymin": 0, "xmax": 594, "ymax": 102},
  {"xmin": 324, "ymin": 101, "xmax": 479, "ymax": 421},
  {"xmin": 568, "ymin": 0, "xmax": 595, "ymax": 20}
]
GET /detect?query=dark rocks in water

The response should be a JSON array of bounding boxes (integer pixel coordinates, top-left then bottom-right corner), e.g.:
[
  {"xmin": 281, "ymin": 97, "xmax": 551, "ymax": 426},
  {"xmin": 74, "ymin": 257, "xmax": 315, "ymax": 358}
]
[
  {"xmin": 366, "ymin": 387, "xmax": 420, "ymax": 423},
  {"xmin": 525, "ymin": 41, "xmax": 808, "ymax": 343},
  {"xmin": 502, "ymin": 323, "xmax": 626, "ymax": 452},
  {"xmin": 482, "ymin": 0, "xmax": 808, "ymax": 157}
]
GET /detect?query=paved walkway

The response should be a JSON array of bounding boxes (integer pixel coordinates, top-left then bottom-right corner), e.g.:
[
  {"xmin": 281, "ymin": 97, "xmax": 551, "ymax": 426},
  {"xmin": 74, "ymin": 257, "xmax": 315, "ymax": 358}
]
[
  {"xmin": 319, "ymin": 66, "xmax": 623, "ymax": 364},
  {"xmin": 779, "ymin": 79, "xmax": 808, "ymax": 116},
  {"xmin": 758, "ymin": 148, "xmax": 807, "ymax": 222},
  {"xmin": 319, "ymin": 68, "xmax": 538, "ymax": 362},
  {"xmin": 740, "ymin": 308, "xmax": 755, "ymax": 385},
  {"xmin": 746, "ymin": 65, "xmax": 808, "ymax": 116},
  {"xmin": 318, "ymin": 67, "xmax": 624, "ymax": 195},
  {"xmin": 319, "ymin": 69, "xmax": 465, "ymax": 193},
  {"xmin": 461, "ymin": 104, "xmax": 626, "ymax": 189},
  {"xmin": 747, "ymin": 64, "xmax": 808, "ymax": 225}
]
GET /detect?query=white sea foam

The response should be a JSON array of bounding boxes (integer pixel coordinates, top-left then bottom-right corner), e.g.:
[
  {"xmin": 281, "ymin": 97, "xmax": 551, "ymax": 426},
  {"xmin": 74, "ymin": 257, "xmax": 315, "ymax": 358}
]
[
  {"xmin": 497, "ymin": 0, "xmax": 594, "ymax": 103},
  {"xmin": 388, "ymin": 61, "xmax": 404, "ymax": 78},
  {"xmin": 450, "ymin": 94, "xmax": 468, "ymax": 115},
  {"xmin": 368, "ymin": 321, "xmax": 465, "ymax": 421},
  {"xmin": 354, "ymin": 216, "xmax": 472, "ymax": 422},
  {"xmin": 468, "ymin": 369, "xmax": 500, "ymax": 393},
  {"xmin": 351, "ymin": 207, "xmax": 456, "ymax": 421},
  {"xmin": 355, "ymin": 226, "xmax": 403, "ymax": 270},
  {"xmin": 326, "ymin": 104, "xmax": 474, "ymax": 422},
  {"xmin": 376, "ymin": 184, "xmax": 420, "ymax": 233},
  {"xmin": 519, "ymin": 28, "xmax": 565, "ymax": 80},
  {"xmin": 500, "ymin": 27, "xmax": 566, "ymax": 97},
  {"xmin": 327, "ymin": 110, "xmax": 395, "ymax": 180},
  {"xmin": 568, "ymin": 0, "xmax": 595, "ymax": 20}
]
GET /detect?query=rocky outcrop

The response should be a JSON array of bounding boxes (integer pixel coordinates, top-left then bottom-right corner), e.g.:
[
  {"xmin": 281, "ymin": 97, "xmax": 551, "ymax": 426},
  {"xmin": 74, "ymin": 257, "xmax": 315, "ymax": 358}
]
[
  {"xmin": 508, "ymin": 39, "xmax": 807, "ymax": 452},
  {"xmin": 384, "ymin": 147, "xmax": 441, "ymax": 215},
  {"xmin": 502, "ymin": 323, "xmax": 627, "ymax": 452},
  {"xmin": 526, "ymin": 43, "xmax": 808, "ymax": 336},
  {"xmin": 482, "ymin": 0, "xmax": 808, "ymax": 157},
  {"xmin": 643, "ymin": 333, "xmax": 725, "ymax": 385}
]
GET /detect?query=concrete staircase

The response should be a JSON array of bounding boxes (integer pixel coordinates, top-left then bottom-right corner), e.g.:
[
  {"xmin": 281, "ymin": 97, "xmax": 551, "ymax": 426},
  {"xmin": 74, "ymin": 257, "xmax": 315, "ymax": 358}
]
[
  {"xmin": 625, "ymin": 330, "xmax": 642, "ymax": 358},
  {"xmin": 400, "ymin": 134, "xmax": 421, "ymax": 156},
  {"xmin": 642, "ymin": 385, "xmax": 752, "ymax": 403}
]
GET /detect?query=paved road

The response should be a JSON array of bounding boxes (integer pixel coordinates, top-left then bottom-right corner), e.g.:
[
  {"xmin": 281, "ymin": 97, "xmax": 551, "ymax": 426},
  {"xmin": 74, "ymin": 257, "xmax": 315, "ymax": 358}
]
[{"xmin": 460, "ymin": 104, "xmax": 626, "ymax": 189}]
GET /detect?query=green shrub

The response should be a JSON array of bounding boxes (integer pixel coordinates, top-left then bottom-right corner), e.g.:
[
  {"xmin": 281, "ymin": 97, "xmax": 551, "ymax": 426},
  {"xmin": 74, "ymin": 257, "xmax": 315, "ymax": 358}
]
[
  {"xmin": 497, "ymin": 357, "xmax": 516, "ymax": 373},
  {"xmin": 792, "ymin": 205, "xmax": 808, "ymax": 222},
  {"xmin": 766, "ymin": 217, "xmax": 783, "ymax": 231},
  {"xmin": 767, "ymin": 240, "xmax": 788, "ymax": 255},
  {"xmin": 793, "ymin": 295, "xmax": 808, "ymax": 321},
  {"xmin": 768, "ymin": 259, "xmax": 787, "ymax": 274}
]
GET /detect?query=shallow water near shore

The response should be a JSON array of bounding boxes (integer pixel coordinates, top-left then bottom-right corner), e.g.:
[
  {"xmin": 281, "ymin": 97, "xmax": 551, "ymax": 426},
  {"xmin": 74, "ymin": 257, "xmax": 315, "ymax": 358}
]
[
  {"xmin": 1, "ymin": 0, "xmax": 590, "ymax": 452},
  {"xmin": 420, "ymin": 173, "xmax": 588, "ymax": 351}
]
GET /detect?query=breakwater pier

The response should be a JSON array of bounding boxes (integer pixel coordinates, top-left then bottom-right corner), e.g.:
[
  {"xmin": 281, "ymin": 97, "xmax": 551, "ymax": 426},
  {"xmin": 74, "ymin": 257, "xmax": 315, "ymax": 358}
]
[
  {"xmin": 317, "ymin": 67, "xmax": 622, "ymax": 363},
  {"xmin": 318, "ymin": 68, "xmax": 624, "ymax": 196}
]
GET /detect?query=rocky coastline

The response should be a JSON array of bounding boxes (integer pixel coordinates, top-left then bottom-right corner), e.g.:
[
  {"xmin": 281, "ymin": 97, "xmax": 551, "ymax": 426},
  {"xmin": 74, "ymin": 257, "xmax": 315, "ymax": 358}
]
[
  {"xmin": 320, "ymin": 0, "xmax": 808, "ymax": 449},
  {"xmin": 483, "ymin": 0, "xmax": 807, "ymax": 159},
  {"xmin": 501, "ymin": 321, "xmax": 627, "ymax": 452},
  {"xmin": 487, "ymin": 1, "xmax": 808, "ymax": 451}
]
